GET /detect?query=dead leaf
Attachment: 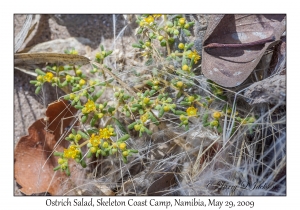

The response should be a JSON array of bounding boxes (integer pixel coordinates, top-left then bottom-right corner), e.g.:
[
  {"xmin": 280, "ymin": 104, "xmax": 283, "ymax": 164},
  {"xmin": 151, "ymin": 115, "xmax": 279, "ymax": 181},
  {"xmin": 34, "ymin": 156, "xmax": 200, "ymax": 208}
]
[
  {"xmin": 14, "ymin": 52, "xmax": 90, "ymax": 66},
  {"xmin": 14, "ymin": 100, "xmax": 80, "ymax": 195},
  {"xmin": 202, "ymin": 14, "xmax": 286, "ymax": 87}
]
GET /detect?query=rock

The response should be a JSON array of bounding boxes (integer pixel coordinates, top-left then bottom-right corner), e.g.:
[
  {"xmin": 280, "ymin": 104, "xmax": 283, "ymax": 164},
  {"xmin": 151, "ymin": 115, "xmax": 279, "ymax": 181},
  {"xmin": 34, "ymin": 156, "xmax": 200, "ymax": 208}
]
[
  {"xmin": 244, "ymin": 75, "xmax": 286, "ymax": 105},
  {"xmin": 28, "ymin": 37, "xmax": 94, "ymax": 57}
]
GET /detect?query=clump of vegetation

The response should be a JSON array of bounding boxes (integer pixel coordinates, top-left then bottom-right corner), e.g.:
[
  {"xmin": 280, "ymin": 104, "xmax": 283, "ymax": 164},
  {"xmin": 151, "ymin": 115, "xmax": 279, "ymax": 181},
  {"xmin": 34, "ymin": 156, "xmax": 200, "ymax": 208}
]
[{"xmin": 24, "ymin": 14, "xmax": 285, "ymax": 196}]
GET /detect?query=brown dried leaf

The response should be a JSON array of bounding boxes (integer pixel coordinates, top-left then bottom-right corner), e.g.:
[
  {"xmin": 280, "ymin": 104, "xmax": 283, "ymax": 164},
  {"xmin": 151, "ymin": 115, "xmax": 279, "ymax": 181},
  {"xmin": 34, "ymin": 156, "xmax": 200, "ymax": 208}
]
[
  {"xmin": 202, "ymin": 14, "xmax": 286, "ymax": 87},
  {"xmin": 14, "ymin": 100, "xmax": 78, "ymax": 195},
  {"xmin": 14, "ymin": 52, "xmax": 90, "ymax": 66}
]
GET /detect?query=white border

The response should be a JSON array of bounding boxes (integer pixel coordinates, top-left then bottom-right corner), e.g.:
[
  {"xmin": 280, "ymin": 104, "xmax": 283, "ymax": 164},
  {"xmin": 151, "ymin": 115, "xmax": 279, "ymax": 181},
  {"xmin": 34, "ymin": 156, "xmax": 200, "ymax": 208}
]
[{"xmin": 5, "ymin": 1, "xmax": 296, "ymax": 209}]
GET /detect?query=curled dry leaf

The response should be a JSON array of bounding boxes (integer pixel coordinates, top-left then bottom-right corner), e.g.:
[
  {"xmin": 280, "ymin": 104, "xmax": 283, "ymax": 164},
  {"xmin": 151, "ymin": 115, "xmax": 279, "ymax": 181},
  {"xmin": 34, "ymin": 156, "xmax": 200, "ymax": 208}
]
[
  {"xmin": 14, "ymin": 100, "xmax": 79, "ymax": 195},
  {"xmin": 202, "ymin": 14, "xmax": 286, "ymax": 87}
]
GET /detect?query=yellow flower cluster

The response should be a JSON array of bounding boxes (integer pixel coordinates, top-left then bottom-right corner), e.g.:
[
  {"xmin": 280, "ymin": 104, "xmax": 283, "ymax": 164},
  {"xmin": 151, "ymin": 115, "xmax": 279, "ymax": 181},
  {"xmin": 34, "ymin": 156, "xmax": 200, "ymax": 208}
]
[
  {"xmin": 82, "ymin": 99, "xmax": 96, "ymax": 114},
  {"xmin": 188, "ymin": 50, "xmax": 201, "ymax": 64},
  {"xmin": 89, "ymin": 134, "xmax": 101, "ymax": 147},
  {"xmin": 42, "ymin": 72, "xmax": 54, "ymax": 82},
  {"xmin": 139, "ymin": 15, "xmax": 160, "ymax": 27},
  {"xmin": 99, "ymin": 127, "xmax": 115, "ymax": 139},
  {"xmin": 63, "ymin": 145, "xmax": 80, "ymax": 159}
]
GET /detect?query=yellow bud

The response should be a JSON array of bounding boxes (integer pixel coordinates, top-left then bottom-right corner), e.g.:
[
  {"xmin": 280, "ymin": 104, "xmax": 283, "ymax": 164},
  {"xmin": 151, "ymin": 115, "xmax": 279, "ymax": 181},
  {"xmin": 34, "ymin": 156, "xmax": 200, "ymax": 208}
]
[
  {"xmin": 145, "ymin": 41, "xmax": 151, "ymax": 47},
  {"xmin": 176, "ymin": 81, "xmax": 183, "ymax": 88},
  {"xmin": 75, "ymin": 134, "xmax": 81, "ymax": 141},
  {"xmin": 89, "ymin": 80, "xmax": 96, "ymax": 86},
  {"xmin": 97, "ymin": 113, "xmax": 104, "ymax": 118},
  {"xmin": 90, "ymin": 147, "xmax": 97, "ymax": 153},
  {"xmin": 102, "ymin": 142, "xmax": 109, "ymax": 148},
  {"xmin": 70, "ymin": 93, "xmax": 76, "ymax": 100},
  {"xmin": 134, "ymin": 124, "xmax": 141, "ymax": 131},
  {"xmin": 210, "ymin": 120, "xmax": 219, "ymax": 127},
  {"xmin": 143, "ymin": 97, "xmax": 150, "ymax": 104},
  {"xmin": 76, "ymin": 69, "xmax": 82, "ymax": 76},
  {"xmin": 212, "ymin": 111, "xmax": 221, "ymax": 119},
  {"xmin": 153, "ymin": 80, "xmax": 159, "ymax": 85},
  {"xmin": 180, "ymin": 114, "xmax": 187, "ymax": 121},
  {"xmin": 178, "ymin": 43, "xmax": 185, "ymax": 50},
  {"xmin": 248, "ymin": 117, "xmax": 256, "ymax": 123},
  {"xmin": 37, "ymin": 75, "xmax": 43, "ymax": 82},
  {"xmin": 182, "ymin": 65, "xmax": 189, "ymax": 71},
  {"xmin": 58, "ymin": 158, "xmax": 64, "ymax": 165},
  {"xmin": 79, "ymin": 79, "xmax": 86, "ymax": 86},
  {"xmin": 122, "ymin": 151, "xmax": 129, "ymax": 157},
  {"xmin": 179, "ymin": 18, "xmax": 185, "ymax": 25},
  {"xmin": 95, "ymin": 52, "xmax": 101, "ymax": 59},
  {"xmin": 188, "ymin": 96, "xmax": 195, "ymax": 102},
  {"xmin": 119, "ymin": 142, "xmax": 127, "ymax": 151},
  {"xmin": 163, "ymin": 105, "xmax": 170, "ymax": 112}
]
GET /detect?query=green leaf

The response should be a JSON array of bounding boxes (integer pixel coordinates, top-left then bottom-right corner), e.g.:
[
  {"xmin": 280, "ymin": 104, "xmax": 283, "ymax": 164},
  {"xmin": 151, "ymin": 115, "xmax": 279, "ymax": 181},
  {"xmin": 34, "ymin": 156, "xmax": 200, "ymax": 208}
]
[
  {"xmin": 35, "ymin": 86, "xmax": 41, "ymax": 94},
  {"xmin": 77, "ymin": 131, "xmax": 89, "ymax": 139},
  {"xmin": 93, "ymin": 89, "xmax": 105, "ymax": 101},
  {"xmin": 35, "ymin": 69, "xmax": 46, "ymax": 75},
  {"xmin": 128, "ymin": 122, "xmax": 137, "ymax": 129},
  {"xmin": 183, "ymin": 29, "xmax": 191, "ymax": 36},
  {"xmin": 75, "ymin": 105, "xmax": 84, "ymax": 109},
  {"xmin": 87, "ymin": 128, "xmax": 99, "ymax": 135},
  {"xmin": 53, "ymin": 165, "xmax": 61, "ymax": 171},
  {"xmin": 112, "ymin": 117, "xmax": 127, "ymax": 134},
  {"xmin": 117, "ymin": 134, "xmax": 130, "ymax": 143},
  {"xmin": 53, "ymin": 152, "xmax": 63, "ymax": 157},
  {"xmin": 81, "ymin": 115, "xmax": 88, "ymax": 123},
  {"xmin": 158, "ymin": 107, "xmax": 164, "ymax": 118},
  {"xmin": 132, "ymin": 43, "xmax": 142, "ymax": 48},
  {"xmin": 108, "ymin": 107, "xmax": 115, "ymax": 113}
]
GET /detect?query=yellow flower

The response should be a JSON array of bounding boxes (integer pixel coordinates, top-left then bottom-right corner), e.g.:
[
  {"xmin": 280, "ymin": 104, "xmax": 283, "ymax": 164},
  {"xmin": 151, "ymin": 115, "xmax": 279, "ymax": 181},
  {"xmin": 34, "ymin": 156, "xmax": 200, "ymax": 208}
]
[
  {"xmin": 99, "ymin": 127, "xmax": 115, "ymax": 139},
  {"xmin": 140, "ymin": 114, "xmax": 148, "ymax": 123},
  {"xmin": 43, "ymin": 72, "xmax": 54, "ymax": 82},
  {"xmin": 145, "ymin": 15, "xmax": 154, "ymax": 23},
  {"xmin": 89, "ymin": 134, "xmax": 101, "ymax": 147},
  {"xmin": 84, "ymin": 99, "xmax": 96, "ymax": 113},
  {"xmin": 153, "ymin": 14, "xmax": 161, "ymax": 18},
  {"xmin": 188, "ymin": 50, "xmax": 201, "ymax": 64},
  {"xmin": 186, "ymin": 106, "xmax": 197, "ymax": 116},
  {"xmin": 63, "ymin": 145, "xmax": 80, "ymax": 159}
]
